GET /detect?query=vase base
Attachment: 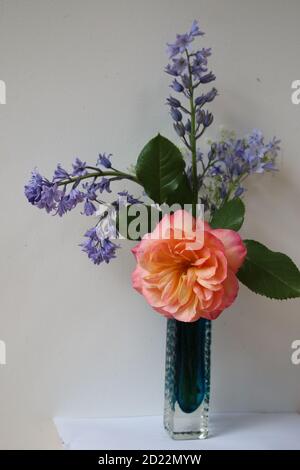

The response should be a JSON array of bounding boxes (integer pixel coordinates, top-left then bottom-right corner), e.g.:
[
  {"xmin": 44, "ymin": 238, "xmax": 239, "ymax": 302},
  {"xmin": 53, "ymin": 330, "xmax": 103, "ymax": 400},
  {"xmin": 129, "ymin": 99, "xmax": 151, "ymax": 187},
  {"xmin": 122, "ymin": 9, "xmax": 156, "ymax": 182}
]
[
  {"xmin": 164, "ymin": 420, "xmax": 209, "ymax": 440},
  {"xmin": 164, "ymin": 409, "xmax": 209, "ymax": 440}
]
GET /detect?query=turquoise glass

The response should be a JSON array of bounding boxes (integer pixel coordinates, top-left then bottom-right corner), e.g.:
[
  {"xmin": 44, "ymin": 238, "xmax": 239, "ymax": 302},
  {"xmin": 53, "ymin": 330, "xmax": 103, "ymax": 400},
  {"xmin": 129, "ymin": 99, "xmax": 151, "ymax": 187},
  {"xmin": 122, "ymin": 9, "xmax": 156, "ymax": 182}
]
[{"xmin": 164, "ymin": 318, "xmax": 211, "ymax": 440}]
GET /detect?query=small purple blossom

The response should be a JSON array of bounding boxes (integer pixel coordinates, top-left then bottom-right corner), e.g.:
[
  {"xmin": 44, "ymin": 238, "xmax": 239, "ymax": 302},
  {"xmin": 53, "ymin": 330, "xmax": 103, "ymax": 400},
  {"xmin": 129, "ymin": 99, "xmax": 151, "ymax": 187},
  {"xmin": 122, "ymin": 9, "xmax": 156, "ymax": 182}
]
[
  {"xmin": 181, "ymin": 74, "xmax": 192, "ymax": 89},
  {"xmin": 248, "ymin": 129, "xmax": 264, "ymax": 146},
  {"xmin": 198, "ymin": 48, "xmax": 212, "ymax": 60},
  {"xmin": 166, "ymin": 44, "xmax": 180, "ymax": 59},
  {"xmin": 192, "ymin": 57, "xmax": 207, "ymax": 75},
  {"xmin": 262, "ymin": 161, "xmax": 277, "ymax": 171},
  {"xmin": 83, "ymin": 199, "xmax": 97, "ymax": 216},
  {"xmin": 196, "ymin": 109, "xmax": 205, "ymax": 125},
  {"xmin": 174, "ymin": 33, "xmax": 193, "ymax": 52},
  {"xmin": 203, "ymin": 111, "xmax": 214, "ymax": 127},
  {"xmin": 171, "ymin": 56, "xmax": 188, "ymax": 75},
  {"xmin": 97, "ymin": 177, "xmax": 112, "ymax": 193},
  {"xmin": 56, "ymin": 193, "xmax": 70, "ymax": 217},
  {"xmin": 101, "ymin": 239, "xmax": 119, "ymax": 263},
  {"xmin": 199, "ymin": 72, "xmax": 216, "ymax": 84},
  {"xmin": 37, "ymin": 184, "xmax": 62, "ymax": 213},
  {"xmin": 53, "ymin": 164, "xmax": 69, "ymax": 182},
  {"xmin": 170, "ymin": 107, "xmax": 182, "ymax": 122},
  {"xmin": 173, "ymin": 122, "xmax": 185, "ymax": 137},
  {"xmin": 189, "ymin": 20, "xmax": 205, "ymax": 38},
  {"xmin": 210, "ymin": 165, "xmax": 223, "ymax": 176},
  {"xmin": 67, "ymin": 188, "xmax": 85, "ymax": 209},
  {"xmin": 185, "ymin": 119, "xmax": 192, "ymax": 133},
  {"xmin": 166, "ymin": 96, "xmax": 181, "ymax": 108},
  {"xmin": 170, "ymin": 79, "xmax": 184, "ymax": 93},
  {"xmin": 195, "ymin": 88, "xmax": 218, "ymax": 107},
  {"xmin": 25, "ymin": 170, "xmax": 45, "ymax": 205},
  {"xmin": 97, "ymin": 153, "xmax": 112, "ymax": 169},
  {"xmin": 166, "ymin": 21, "xmax": 204, "ymax": 59},
  {"xmin": 165, "ymin": 63, "xmax": 180, "ymax": 77},
  {"xmin": 72, "ymin": 158, "xmax": 87, "ymax": 177}
]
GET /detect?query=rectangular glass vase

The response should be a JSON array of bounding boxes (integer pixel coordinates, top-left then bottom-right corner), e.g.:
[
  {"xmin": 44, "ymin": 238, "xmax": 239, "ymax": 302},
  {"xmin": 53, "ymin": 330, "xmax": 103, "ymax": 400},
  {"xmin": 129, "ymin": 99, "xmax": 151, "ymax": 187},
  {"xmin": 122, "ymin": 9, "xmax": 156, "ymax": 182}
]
[{"xmin": 163, "ymin": 318, "xmax": 211, "ymax": 440}]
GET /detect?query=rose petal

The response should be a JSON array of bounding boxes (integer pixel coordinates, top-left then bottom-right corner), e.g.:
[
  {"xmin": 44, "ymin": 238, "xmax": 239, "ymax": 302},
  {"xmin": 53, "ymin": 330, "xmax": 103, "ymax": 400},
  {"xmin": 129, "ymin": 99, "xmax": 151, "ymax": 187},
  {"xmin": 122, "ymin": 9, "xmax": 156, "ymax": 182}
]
[{"xmin": 211, "ymin": 229, "xmax": 247, "ymax": 273}]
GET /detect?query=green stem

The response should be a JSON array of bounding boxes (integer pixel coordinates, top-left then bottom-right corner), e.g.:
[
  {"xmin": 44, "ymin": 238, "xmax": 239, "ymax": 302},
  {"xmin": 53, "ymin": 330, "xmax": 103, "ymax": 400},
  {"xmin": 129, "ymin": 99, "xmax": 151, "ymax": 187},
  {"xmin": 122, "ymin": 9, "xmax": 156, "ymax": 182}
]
[
  {"xmin": 186, "ymin": 51, "xmax": 198, "ymax": 219},
  {"xmin": 56, "ymin": 170, "xmax": 139, "ymax": 187}
]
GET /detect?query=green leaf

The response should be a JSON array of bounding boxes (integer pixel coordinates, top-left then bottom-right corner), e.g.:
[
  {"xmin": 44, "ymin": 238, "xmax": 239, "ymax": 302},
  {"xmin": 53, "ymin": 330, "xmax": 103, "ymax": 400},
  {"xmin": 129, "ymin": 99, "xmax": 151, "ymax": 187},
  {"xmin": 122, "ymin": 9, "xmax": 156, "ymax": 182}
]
[
  {"xmin": 210, "ymin": 198, "xmax": 245, "ymax": 231},
  {"xmin": 166, "ymin": 172, "xmax": 193, "ymax": 206},
  {"xmin": 135, "ymin": 134, "xmax": 186, "ymax": 204},
  {"xmin": 237, "ymin": 240, "xmax": 300, "ymax": 299}
]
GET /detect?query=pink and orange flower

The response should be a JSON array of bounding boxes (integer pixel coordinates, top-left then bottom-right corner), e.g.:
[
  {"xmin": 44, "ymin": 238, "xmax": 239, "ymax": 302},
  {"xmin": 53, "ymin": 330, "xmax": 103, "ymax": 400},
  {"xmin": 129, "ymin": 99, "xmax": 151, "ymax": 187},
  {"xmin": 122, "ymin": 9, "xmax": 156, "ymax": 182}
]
[{"xmin": 132, "ymin": 210, "xmax": 247, "ymax": 322}]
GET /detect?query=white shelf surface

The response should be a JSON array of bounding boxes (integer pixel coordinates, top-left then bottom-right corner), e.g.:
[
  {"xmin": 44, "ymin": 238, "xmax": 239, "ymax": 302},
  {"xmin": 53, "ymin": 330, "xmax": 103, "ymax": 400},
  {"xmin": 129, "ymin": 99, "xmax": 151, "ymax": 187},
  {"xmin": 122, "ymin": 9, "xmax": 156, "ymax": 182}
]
[{"xmin": 54, "ymin": 413, "xmax": 300, "ymax": 450}]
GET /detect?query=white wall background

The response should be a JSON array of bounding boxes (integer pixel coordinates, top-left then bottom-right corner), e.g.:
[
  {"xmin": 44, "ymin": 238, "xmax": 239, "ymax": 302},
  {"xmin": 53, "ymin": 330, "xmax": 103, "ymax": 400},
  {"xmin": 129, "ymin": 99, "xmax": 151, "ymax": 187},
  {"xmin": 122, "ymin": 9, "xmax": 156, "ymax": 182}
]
[{"xmin": 0, "ymin": 0, "xmax": 300, "ymax": 449}]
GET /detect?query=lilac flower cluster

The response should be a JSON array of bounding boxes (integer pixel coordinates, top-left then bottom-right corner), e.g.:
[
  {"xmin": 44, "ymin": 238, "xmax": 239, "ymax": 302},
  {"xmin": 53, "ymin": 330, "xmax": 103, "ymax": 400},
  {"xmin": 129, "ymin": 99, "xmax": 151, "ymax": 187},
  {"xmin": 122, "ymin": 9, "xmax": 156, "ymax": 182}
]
[
  {"xmin": 212, "ymin": 130, "xmax": 279, "ymax": 176},
  {"xmin": 196, "ymin": 130, "xmax": 280, "ymax": 210},
  {"xmin": 165, "ymin": 21, "xmax": 217, "ymax": 145},
  {"xmin": 25, "ymin": 154, "xmax": 140, "ymax": 264},
  {"xmin": 25, "ymin": 155, "xmax": 113, "ymax": 216},
  {"xmin": 81, "ymin": 226, "xmax": 119, "ymax": 265}
]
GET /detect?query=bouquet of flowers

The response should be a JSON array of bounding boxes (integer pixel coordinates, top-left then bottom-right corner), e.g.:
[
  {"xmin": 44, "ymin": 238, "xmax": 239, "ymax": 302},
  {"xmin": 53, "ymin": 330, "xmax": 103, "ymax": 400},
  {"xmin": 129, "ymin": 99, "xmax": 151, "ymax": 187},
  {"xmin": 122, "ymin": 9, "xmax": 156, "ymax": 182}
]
[{"xmin": 25, "ymin": 20, "xmax": 300, "ymax": 439}]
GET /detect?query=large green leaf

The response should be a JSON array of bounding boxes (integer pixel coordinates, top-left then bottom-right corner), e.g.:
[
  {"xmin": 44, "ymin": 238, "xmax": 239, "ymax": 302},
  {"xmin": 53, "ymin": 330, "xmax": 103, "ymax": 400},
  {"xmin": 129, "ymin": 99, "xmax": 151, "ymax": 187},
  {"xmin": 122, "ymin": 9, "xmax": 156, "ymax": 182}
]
[
  {"xmin": 210, "ymin": 198, "xmax": 245, "ymax": 231},
  {"xmin": 237, "ymin": 240, "xmax": 300, "ymax": 299},
  {"xmin": 135, "ymin": 134, "xmax": 186, "ymax": 204},
  {"xmin": 166, "ymin": 172, "xmax": 193, "ymax": 206}
]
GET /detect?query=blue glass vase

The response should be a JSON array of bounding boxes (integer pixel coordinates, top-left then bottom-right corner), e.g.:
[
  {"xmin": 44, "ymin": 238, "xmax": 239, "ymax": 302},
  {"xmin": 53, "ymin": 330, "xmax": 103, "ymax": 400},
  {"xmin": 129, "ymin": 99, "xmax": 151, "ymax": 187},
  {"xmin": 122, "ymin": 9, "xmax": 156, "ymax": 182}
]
[{"xmin": 164, "ymin": 318, "xmax": 211, "ymax": 440}]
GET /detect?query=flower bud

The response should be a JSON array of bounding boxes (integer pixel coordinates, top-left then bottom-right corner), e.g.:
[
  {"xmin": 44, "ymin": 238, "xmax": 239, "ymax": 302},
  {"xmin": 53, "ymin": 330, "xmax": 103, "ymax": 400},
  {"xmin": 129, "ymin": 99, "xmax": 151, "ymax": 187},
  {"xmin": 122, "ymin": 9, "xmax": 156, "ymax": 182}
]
[
  {"xmin": 170, "ymin": 107, "xmax": 183, "ymax": 122},
  {"xmin": 185, "ymin": 119, "xmax": 192, "ymax": 133},
  {"xmin": 173, "ymin": 122, "xmax": 185, "ymax": 137},
  {"xmin": 196, "ymin": 109, "xmax": 205, "ymax": 125},
  {"xmin": 166, "ymin": 96, "xmax": 181, "ymax": 108},
  {"xmin": 170, "ymin": 79, "xmax": 184, "ymax": 93},
  {"xmin": 203, "ymin": 111, "xmax": 214, "ymax": 127}
]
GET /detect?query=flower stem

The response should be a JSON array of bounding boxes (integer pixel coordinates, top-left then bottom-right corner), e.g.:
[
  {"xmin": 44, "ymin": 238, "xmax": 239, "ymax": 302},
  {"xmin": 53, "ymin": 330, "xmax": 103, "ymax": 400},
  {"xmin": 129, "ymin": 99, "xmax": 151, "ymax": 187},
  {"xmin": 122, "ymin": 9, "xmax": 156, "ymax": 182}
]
[
  {"xmin": 186, "ymin": 51, "xmax": 198, "ymax": 218},
  {"xmin": 56, "ymin": 170, "xmax": 140, "ymax": 187}
]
